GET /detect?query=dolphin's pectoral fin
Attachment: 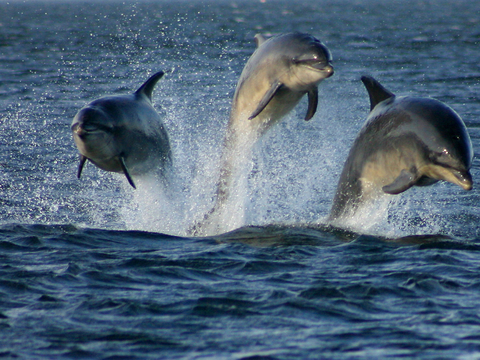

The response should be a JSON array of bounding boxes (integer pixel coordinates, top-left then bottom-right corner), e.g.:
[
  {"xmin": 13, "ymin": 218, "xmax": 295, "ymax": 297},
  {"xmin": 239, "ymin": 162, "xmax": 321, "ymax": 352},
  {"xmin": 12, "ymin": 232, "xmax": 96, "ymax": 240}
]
[
  {"xmin": 382, "ymin": 169, "xmax": 419, "ymax": 195},
  {"xmin": 118, "ymin": 156, "xmax": 136, "ymax": 189},
  {"xmin": 249, "ymin": 81, "xmax": 283, "ymax": 120},
  {"xmin": 305, "ymin": 88, "xmax": 318, "ymax": 121},
  {"xmin": 77, "ymin": 155, "xmax": 87, "ymax": 179},
  {"xmin": 361, "ymin": 76, "xmax": 395, "ymax": 111}
]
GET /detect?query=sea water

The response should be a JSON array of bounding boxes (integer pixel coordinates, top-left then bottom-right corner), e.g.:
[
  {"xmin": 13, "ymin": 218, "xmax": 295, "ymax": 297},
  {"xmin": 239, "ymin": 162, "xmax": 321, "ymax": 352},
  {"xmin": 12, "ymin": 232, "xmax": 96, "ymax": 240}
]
[{"xmin": 1, "ymin": 0, "xmax": 480, "ymax": 358}]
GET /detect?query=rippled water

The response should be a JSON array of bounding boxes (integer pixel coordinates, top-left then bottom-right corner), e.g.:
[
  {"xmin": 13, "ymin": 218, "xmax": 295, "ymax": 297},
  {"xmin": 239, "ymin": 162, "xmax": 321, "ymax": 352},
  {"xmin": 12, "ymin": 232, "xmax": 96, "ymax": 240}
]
[{"xmin": 1, "ymin": 0, "xmax": 480, "ymax": 358}]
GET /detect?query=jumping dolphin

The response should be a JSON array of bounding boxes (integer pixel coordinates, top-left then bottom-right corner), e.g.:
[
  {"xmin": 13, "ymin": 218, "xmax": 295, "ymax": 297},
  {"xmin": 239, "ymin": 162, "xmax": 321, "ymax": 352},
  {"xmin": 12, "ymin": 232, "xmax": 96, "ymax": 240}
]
[
  {"xmin": 192, "ymin": 32, "xmax": 333, "ymax": 235},
  {"xmin": 231, "ymin": 32, "xmax": 334, "ymax": 130},
  {"xmin": 71, "ymin": 71, "xmax": 171, "ymax": 189},
  {"xmin": 328, "ymin": 75, "xmax": 473, "ymax": 221}
]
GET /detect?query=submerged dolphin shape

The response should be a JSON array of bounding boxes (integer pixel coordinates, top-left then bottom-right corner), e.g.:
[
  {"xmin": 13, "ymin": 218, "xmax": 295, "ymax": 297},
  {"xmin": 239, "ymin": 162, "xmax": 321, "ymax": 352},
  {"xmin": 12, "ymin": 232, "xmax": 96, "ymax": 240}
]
[
  {"xmin": 192, "ymin": 32, "xmax": 333, "ymax": 236},
  {"xmin": 71, "ymin": 71, "xmax": 171, "ymax": 189},
  {"xmin": 328, "ymin": 75, "xmax": 473, "ymax": 221}
]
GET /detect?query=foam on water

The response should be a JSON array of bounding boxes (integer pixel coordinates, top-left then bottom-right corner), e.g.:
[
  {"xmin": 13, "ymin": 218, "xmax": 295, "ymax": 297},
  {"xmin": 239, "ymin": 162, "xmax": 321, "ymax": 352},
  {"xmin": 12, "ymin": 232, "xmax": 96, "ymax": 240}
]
[{"xmin": 113, "ymin": 83, "xmax": 342, "ymax": 237}]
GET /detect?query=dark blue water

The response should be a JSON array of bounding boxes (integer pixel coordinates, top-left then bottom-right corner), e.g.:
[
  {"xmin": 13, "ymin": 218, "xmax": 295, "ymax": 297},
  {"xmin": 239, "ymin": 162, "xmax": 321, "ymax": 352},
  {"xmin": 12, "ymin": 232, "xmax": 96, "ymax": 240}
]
[{"xmin": 1, "ymin": 0, "xmax": 480, "ymax": 358}]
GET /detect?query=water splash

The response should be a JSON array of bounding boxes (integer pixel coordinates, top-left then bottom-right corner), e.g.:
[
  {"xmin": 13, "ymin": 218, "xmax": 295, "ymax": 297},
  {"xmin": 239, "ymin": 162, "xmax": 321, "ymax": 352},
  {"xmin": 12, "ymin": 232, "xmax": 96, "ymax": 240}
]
[{"xmin": 324, "ymin": 185, "xmax": 463, "ymax": 239}]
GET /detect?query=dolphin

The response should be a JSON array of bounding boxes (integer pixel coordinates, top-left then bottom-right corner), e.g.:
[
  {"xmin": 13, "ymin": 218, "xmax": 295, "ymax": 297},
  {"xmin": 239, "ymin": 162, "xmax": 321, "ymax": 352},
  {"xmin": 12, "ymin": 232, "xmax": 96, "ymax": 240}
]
[
  {"xmin": 192, "ymin": 32, "xmax": 333, "ymax": 235},
  {"xmin": 71, "ymin": 71, "xmax": 171, "ymax": 189},
  {"xmin": 328, "ymin": 75, "xmax": 473, "ymax": 221},
  {"xmin": 231, "ymin": 32, "xmax": 334, "ymax": 133}
]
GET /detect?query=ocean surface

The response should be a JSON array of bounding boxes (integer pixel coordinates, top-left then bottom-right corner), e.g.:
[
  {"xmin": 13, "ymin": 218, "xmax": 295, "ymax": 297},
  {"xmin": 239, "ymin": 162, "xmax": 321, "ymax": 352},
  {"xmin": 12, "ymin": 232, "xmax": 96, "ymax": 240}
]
[{"xmin": 1, "ymin": 0, "xmax": 480, "ymax": 358}]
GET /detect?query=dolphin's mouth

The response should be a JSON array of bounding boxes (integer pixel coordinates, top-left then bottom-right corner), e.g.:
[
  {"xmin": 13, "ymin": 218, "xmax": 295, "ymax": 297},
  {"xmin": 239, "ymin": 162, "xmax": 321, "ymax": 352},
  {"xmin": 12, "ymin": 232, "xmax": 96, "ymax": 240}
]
[
  {"xmin": 71, "ymin": 123, "xmax": 87, "ymax": 138},
  {"xmin": 72, "ymin": 123, "xmax": 112, "ymax": 138},
  {"xmin": 296, "ymin": 59, "xmax": 334, "ymax": 76},
  {"xmin": 424, "ymin": 163, "xmax": 473, "ymax": 191},
  {"xmin": 452, "ymin": 169, "xmax": 473, "ymax": 190},
  {"xmin": 320, "ymin": 64, "xmax": 334, "ymax": 77}
]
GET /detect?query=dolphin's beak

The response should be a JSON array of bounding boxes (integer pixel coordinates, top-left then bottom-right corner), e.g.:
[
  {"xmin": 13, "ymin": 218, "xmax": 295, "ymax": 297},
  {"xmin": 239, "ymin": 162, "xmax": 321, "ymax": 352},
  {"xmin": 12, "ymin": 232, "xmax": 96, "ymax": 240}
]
[
  {"xmin": 296, "ymin": 59, "xmax": 334, "ymax": 77},
  {"xmin": 421, "ymin": 164, "xmax": 473, "ymax": 191},
  {"xmin": 452, "ymin": 169, "xmax": 473, "ymax": 191},
  {"xmin": 71, "ymin": 123, "xmax": 87, "ymax": 139},
  {"xmin": 322, "ymin": 64, "xmax": 334, "ymax": 78},
  {"xmin": 310, "ymin": 62, "xmax": 334, "ymax": 78},
  {"xmin": 308, "ymin": 61, "xmax": 334, "ymax": 74}
]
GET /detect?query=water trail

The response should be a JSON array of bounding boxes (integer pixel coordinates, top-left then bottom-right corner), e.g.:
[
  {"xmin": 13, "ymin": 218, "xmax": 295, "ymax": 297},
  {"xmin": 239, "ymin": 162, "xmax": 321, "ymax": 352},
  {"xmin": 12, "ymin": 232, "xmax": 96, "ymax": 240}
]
[
  {"xmin": 119, "ymin": 172, "xmax": 184, "ymax": 235},
  {"xmin": 323, "ymin": 186, "xmax": 455, "ymax": 239},
  {"xmin": 190, "ymin": 126, "xmax": 260, "ymax": 236},
  {"xmin": 326, "ymin": 194, "xmax": 392, "ymax": 234}
]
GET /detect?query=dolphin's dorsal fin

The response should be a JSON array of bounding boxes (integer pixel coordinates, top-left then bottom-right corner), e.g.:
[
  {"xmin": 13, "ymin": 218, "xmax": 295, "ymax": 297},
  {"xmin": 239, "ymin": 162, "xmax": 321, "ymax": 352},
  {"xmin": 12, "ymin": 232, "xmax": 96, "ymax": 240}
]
[
  {"xmin": 254, "ymin": 34, "xmax": 267, "ymax": 48},
  {"xmin": 118, "ymin": 155, "xmax": 136, "ymax": 189},
  {"xmin": 361, "ymin": 75, "xmax": 395, "ymax": 111},
  {"xmin": 305, "ymin": 88, "xmax": 318, "ymax": 121},
  {"xmin": 249, "ymin": 81, "xmax": 283, "ymax": 120},
  {"xmin": 135, "ymin": 71, "xmax": 165, "ymax": 102},
  {"xmin": 382, "ymin": 168, "xmax": 419, "ymax": 195}
]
